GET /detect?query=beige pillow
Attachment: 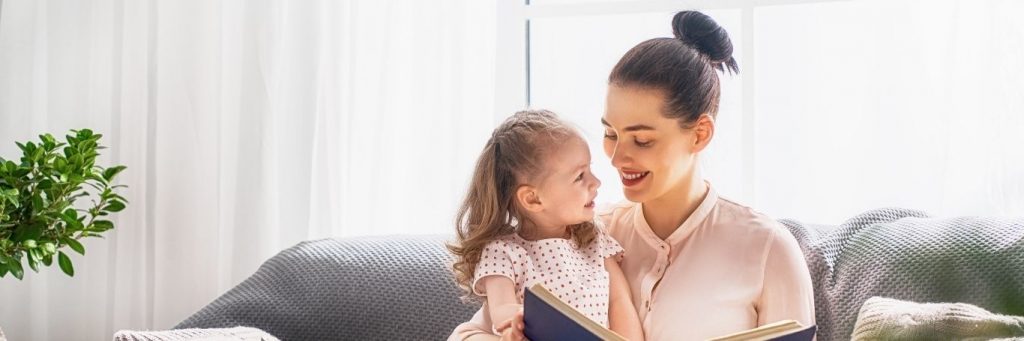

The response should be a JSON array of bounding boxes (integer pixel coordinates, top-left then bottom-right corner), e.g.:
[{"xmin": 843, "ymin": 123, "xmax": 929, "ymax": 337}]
[
  {"xmin": 113, "ymin": 326, "xmax": 279, "ymax": 341},
  {"xmin": 852, "ymin": 297, "xmax": 1024, "ymax": 340}
]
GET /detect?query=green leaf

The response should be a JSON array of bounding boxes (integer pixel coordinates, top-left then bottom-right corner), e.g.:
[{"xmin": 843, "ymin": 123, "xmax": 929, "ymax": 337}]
[
  {"xmin": 64, "ymin": 208, "xmax": 78, "ymax": 220},
  {"xmin": 58, "ymin": 251, "xmax": 74, "ymax": 277},
  {"xmin": 41, "ymin": 254, "xmax": 53, "ymax": 266},
  {"xmin": 12, "ymin": 167, "xmax": 31, "ymax": 177},
  {"xmin": 8, "ymin": 259, "xmax": 23, "ymax": 279},
  {"xmin": 54, "ymin": 156, "xmax": 68, "ymax": 172},
  {"xmin": 0, "ymin": 264, "xmax": 8, "ymax": 278},
  {"xmin": 32, "ymin": 194, "xmax": 45, "ymax": 211},
  {"xmin": 32, "ymin": 145, "xmax": 44, "ymax": 161},
  {"xmin": 60, "ymin": 212, "xmax": 84, "ymax": 231},
  {"xmin": 40, "ymin": 133, "xmax": 56, "ymax": 150},
  {"xmin": 13, "ymin": 223, "xmax": 43, "ymax": 242},
  {"xmin": 62, "ymin": 237, "xmax": 85, "ymax": 255},
  {"xmin": 27, "ymin": 252, "xmax": 39, "ymax": 272},
  {"xmin": 22, "ymin": 239, "xmax": 37, "ymax": 249},
  {"xmin": 91, "ymin": 220, "xmax": 114, "ymax": 232},
  {"xmin": 104, "ymin": 200, "xmax": 125, "ymax": 212},
  {"xmin": 38, "ymin": 178, "xmax": 54, "ymax": 190},
  {"xmin": 102, "ymin": 165, "xmax": 127, "ymax": 182}
]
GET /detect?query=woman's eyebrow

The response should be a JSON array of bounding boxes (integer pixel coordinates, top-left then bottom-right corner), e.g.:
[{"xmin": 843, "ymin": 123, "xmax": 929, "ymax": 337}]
[{"xmin": 601, "ymin": 118, "xmax": 655, "ymax": 132}]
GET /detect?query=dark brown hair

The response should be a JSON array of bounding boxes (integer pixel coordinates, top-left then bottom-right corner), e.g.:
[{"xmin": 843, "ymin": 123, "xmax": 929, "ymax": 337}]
[
  {"xmin": 447, "ymin": 109, "xmax": 597, "ymax": 302},
  {"xmin": 609, "ymin": 11, "xmax": 739, "ymax": 127}
]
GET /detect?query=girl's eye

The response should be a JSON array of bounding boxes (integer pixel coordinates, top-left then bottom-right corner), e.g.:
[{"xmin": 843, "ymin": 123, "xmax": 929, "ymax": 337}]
[
  {"xmin": 635, "ymin": 139, "xmax": 652, "ymax": 147},
  {"xmin": 603, "ymin": 132, "xmax": 617, "ymax": 140},
  {"xmin": 575, "ymin": 172, "xmax": 584, "ymax": 182}
]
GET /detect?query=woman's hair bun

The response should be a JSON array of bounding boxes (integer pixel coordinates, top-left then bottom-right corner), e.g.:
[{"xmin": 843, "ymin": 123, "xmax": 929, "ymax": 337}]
[{"xmin": 672, "ymin": 11, "xmax": 739, "ymax": 74}]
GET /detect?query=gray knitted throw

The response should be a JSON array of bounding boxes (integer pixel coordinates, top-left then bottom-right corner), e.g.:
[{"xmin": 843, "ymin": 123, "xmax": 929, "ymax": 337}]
[
  {"xmin": 779, "ymin": 208, "xmax": 1024, "ymax": 341},
  {"xmin": 175, "ymin": 236, "xmax": 479, "ymax": 341}
]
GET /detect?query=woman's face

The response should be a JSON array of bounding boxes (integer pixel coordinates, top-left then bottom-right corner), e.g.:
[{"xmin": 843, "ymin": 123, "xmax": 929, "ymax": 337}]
[{"xmin": 601, "ymin": 84, "xmax": 707, "ymax": 203}]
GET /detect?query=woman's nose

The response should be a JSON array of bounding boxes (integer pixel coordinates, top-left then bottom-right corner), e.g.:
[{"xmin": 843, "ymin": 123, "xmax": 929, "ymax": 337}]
[{"xmin": 610, "ymin": 143, "xmax": 630, "ymax": 169}]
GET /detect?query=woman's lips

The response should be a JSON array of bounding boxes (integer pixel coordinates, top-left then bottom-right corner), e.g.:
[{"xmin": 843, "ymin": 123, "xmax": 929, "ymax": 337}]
[{"xmin": 621, "ymin": 171, "xmax": 650, "ymax": 187}]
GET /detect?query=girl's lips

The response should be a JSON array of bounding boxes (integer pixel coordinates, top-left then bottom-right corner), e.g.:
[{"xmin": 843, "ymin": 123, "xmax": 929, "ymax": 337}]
[
  {"xmin": 584, "ymin": 201, "xmax": 595, "ymax": 208},
  {"xmin": 621, "ymin": 171, "xmax": 650, "ymax": 187}
]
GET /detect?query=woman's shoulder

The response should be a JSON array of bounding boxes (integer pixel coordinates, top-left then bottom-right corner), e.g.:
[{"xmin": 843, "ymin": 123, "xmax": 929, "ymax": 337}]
[
  {"xmin": 596, "ymin": 200, "xmax": 638, "ymax": 222},
  {"xmin": 596, "ymin": 200, "xmax": 639, "ymax": 235},
  {"xmin": 713, "ymin": 195, "xmax": 785, "ymax": 234}
]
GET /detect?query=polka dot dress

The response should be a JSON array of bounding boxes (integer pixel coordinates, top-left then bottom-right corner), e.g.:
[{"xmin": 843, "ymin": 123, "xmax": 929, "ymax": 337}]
[{"xmin": 472, "ymin": 226, "xmax": 624, "ymax": 328}]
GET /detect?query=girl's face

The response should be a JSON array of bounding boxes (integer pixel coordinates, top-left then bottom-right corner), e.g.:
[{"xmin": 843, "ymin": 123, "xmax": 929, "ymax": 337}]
[
  {"xmin": 601, "ymin": 85, "xmax": 705, "ymax": 203},
  {"xmin": 528, "ymin": 136, "xmax": 601, "ymax": 231}
]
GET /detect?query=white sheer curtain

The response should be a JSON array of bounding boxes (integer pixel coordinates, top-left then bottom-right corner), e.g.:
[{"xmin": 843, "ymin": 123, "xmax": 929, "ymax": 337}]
[
  {"xmin": 0, "ymin": 0, "xmax": 496, "ymax": 339},
  {"xmin": 752, "ymin": 0, "xmax": 1024, "ymax": 223},
  {"xmin": 527, "ymin": 0, "xmax": 1024, "ymax": 224}
]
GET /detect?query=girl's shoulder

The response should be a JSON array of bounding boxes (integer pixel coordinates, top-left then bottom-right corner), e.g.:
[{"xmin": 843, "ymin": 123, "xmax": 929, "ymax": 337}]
[{"xmin": 481, "ymin": 233, "xmax": 529, "ymax": 254}]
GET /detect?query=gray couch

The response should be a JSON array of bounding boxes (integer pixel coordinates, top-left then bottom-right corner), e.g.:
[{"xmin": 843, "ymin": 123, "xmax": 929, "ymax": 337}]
[{"xmin": 169, "ymin": 208, "xmax": 1024, "ymax": 340}]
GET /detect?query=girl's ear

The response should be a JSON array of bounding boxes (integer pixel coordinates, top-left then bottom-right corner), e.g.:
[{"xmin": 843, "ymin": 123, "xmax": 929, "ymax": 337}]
[
  {"xmin": 516, "ymin": 185, "xmax": 544, "ymax": 212},
  {"xmin": 692, "ymin": 114, "xmax": 715, "ymax": 153}
]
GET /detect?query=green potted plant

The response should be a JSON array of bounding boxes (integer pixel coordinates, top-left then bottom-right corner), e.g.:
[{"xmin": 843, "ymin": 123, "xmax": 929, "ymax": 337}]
[{"xmin": 0, "ymin": 129, "xmax": 127, "ymax": 281}]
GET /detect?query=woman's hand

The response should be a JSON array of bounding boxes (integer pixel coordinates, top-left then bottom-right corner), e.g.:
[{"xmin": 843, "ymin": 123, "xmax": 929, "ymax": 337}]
[{"xmin": 495, "ymin": 308, "xmax": 528, "ymax": 341}]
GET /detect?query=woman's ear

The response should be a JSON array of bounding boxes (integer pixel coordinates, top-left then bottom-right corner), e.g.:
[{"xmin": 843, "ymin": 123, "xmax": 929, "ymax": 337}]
[
  {"xmin": 692, "ymin": 114, "xmax": 715, "ymax": 153},
  {"xmin": 516, "ymin": 185, "xmax": 544, "ymax": 212}
]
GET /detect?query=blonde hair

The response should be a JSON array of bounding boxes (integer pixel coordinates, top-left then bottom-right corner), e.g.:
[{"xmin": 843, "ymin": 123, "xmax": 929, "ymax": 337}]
[{"xmin": 447, "ymin": 109, "xmax": 597, "ymax": 302}]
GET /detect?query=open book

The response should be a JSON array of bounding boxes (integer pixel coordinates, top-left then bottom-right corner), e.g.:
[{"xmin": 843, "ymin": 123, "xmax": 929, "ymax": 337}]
[{"xmin": 522, "ymin": 284, "xmax": 816, "ymax": 341}]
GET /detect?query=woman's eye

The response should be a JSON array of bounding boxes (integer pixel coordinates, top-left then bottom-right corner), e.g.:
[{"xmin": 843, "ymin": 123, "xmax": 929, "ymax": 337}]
[
  {"xmin": 635, "ymin": 139, "xmax": 652, "ymax": 147},
  {"xmin": 603, "ymin": 133, "xmax": 617, "ymax": 140},
  {"xmin": 575, "ymin": 172, "xmax": 584, "ymax": 182}
]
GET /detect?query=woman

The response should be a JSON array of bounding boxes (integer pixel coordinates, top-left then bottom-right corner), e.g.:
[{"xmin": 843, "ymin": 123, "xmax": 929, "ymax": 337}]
[{"xmin": 451, "ymin": 10, "xmax": 814, "ymax": 340}]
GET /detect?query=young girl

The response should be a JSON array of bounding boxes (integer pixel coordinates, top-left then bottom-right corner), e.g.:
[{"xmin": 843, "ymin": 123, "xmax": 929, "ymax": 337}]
[{"xmin": 448, "ymin": 109, "xmax": 644, "ymax": 341}]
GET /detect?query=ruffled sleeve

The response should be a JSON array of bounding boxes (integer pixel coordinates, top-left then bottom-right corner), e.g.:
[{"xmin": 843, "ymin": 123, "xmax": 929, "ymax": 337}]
[
  {"xmin": 593, "ymin": 223, "xmax": 625, "ymax": 261},
  {"xmin": 470, "ymin": 240, "xmax": 518, "ymax": 296}
]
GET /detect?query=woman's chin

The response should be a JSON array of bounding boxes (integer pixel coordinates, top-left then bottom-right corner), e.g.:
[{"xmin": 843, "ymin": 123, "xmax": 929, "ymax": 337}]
[{"xmin": 622, "ymin": 189, "xmax": 648, "ymax": 203}]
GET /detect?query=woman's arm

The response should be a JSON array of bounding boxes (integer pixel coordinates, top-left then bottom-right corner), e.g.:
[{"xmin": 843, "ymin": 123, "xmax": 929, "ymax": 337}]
[
  {"xmin": 606, "ymin": 258, "xmax": 644, "ymax": 341},
  {"xmin": 756, "ymin": 228, "xmax": 816, "ymax": 327}
]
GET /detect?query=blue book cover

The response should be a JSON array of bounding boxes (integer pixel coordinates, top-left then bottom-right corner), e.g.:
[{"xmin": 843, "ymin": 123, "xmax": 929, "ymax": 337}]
[{"xmin": 522, "ymin": 284, "xmax": 625, "ymax": 341}]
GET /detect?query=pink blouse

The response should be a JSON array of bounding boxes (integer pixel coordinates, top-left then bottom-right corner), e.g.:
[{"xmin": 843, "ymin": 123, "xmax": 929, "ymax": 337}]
[{"xmin": 450, "ymin": 183, "xmax": 815, "ymax": 340}]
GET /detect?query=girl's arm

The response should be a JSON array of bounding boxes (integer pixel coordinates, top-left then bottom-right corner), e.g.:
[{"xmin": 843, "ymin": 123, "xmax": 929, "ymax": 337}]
[
  {"xmin": 606, "ymin": 258, "xmax": 644, "ymax": 341},
  {"xmin": 479, "ymin": 275, "xmax": 524, "ymax": 334},
  {"xmin": 452, "ymin": 277, "xmax": 526, "ymax": 341}
]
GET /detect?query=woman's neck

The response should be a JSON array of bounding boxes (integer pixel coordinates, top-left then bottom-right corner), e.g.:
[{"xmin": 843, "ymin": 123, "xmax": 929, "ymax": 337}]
[{"xmin": 642, "ymin": 175, "xmax": 708, "ymax": 240}]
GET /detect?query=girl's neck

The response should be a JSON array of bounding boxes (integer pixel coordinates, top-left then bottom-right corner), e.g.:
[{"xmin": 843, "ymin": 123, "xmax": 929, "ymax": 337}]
[
  {"xmin": 642, "ymin": 174, "xmax": 708, "ymax": 240},
  {"xmin": 517, "ymin": 219, "xmax": 570, "ymax": 241}
]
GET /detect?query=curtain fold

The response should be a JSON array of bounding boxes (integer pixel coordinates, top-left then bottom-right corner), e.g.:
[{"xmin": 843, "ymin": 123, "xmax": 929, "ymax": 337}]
[{"xmin": 0, "ymin": 1, "xmax": 496, "ymax": 339}]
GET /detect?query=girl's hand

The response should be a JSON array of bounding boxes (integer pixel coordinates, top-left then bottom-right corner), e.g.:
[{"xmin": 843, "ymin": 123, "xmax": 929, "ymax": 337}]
[{"xmin": 495, "ymin": 308, "xmax": 528, "ymax": 341}]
